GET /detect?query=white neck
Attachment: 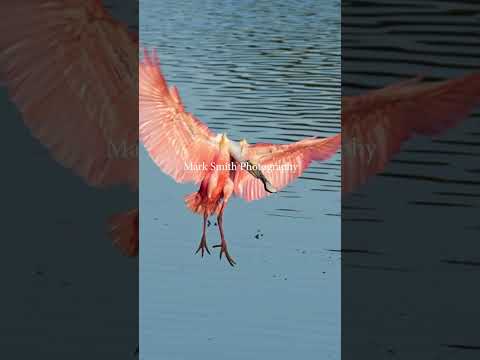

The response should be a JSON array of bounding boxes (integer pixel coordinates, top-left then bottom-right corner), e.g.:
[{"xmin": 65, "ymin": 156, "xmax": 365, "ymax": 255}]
[{"xmin": 228, "ymin": 139, "xmax": 245, "ymax": 162}]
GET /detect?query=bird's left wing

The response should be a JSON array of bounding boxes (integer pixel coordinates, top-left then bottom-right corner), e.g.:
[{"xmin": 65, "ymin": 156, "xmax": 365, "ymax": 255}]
[
  {"xmin": 234, "ymin": 134, "xmax": 341, "ymax": 201},
  {"xmin": 139, "ymin": 49, "xmax": 220, "ymax": 184}
]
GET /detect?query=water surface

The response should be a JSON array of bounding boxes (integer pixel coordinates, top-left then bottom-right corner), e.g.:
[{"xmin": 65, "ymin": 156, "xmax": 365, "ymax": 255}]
[{"xmin": 140, "ymin": 1, "xmax": 341, "ymax": 359}]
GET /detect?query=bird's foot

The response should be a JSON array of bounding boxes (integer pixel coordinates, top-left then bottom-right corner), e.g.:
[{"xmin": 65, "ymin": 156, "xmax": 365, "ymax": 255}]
[
  {"xmin": 195, "ymin": 235, "xmax": 210, "ymax": 257},
  {"xmin": 213, "ymin": 242, "xmax": 236, "ymax": 266}
]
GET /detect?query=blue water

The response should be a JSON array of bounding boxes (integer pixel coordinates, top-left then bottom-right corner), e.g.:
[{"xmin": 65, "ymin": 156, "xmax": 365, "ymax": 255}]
[{"xmin": 140, "ymin": 1, "xmax": 341, "ymax": 359}]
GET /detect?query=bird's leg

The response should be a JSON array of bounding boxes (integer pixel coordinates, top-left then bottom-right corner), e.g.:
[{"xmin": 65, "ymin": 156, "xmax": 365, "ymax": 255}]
[
  {"xmin": 213, "ymin": 204, "xmax": 236, "ymax": 266},
  {"xmin": 195, "ymin": 212, "xmax": 210, "ymax": 257}
]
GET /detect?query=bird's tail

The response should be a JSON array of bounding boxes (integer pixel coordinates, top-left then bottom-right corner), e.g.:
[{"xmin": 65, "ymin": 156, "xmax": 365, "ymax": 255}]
[
  {"xmin": 185, "ymin": 192, "xmax": 204, "ymax": 214},
  {"xmin": 107, "ymin": 208, "xmax": 139, "ymax": 257}
]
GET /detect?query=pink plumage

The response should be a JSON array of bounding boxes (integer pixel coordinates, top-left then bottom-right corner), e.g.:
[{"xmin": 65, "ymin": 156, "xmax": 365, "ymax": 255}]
[
  {"xmin": 139, "ymin": 48, "xmax": 341, "ymax": 266},
  {"xmin": 234, "ymin": 135, "xmax": 341, "ymax": 201},
  {"xmin": 139, "ymin": 49, "xmax": 219, "ymax": 184}
]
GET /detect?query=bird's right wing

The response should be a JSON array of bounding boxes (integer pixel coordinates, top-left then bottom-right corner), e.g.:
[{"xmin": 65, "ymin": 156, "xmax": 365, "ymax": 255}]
[
  {"xmin": 139, "ymin": 49, "xmax": 220, "ymax": 184},
  {"xmin": 342, "ymin": 73, "xmax": 480, "ymax": 193}
]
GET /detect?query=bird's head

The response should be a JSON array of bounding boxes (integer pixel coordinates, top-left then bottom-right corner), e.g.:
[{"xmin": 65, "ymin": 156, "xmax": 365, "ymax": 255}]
[{"xmin": 220, "ymin": 133, "xmax": 229, "ymax": 147}]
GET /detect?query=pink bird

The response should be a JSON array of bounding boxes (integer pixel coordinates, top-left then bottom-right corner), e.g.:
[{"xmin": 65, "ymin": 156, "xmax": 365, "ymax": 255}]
[
  {"xmin": 343, "ymin": 73, "xmax": 480, "ymax": 193},
  {"xmin": 140, "ymin": 49, "xmax": 341, "ymax": 266}
]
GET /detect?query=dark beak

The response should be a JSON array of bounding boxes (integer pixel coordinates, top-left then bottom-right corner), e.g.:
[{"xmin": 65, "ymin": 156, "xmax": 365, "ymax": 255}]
[{"xmin": 244, "ymin": 160, "xmax": 277, "ymax": 193}]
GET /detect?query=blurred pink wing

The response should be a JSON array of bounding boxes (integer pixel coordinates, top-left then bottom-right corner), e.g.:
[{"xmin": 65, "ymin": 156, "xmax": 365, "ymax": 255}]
[
  {"xmin": 139, "ymin": 49, "xmax": 219, "ymax": 183},
  {"xmin": 342, "ymin": 73, "xmax": 480, "ymax": 193},
  {"xmin": 0, "ymin": 0, "xmax": 138, "ymax": 188},
  {"xmin": 234, "ymin": 134, "xmax": 341, "ymax": 201}
]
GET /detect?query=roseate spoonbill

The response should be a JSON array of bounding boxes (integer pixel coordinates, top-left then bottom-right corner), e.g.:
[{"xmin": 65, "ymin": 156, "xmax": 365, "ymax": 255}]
[
  {"xmin": 343, "ymin": 73, "xmax": 480, "ymax": 193},
  {"xmin": 0, "ymin": 0, "xmax": 139, "ymax": 256},
  {"xmin": 140, "ymin": 49, "xmax": 341, "ymax": 266}
]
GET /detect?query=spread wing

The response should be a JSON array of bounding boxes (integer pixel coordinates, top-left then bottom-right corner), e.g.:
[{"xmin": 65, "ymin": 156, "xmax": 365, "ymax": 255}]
[
  {"xmin": 342, "ymin": 73, "xmax": 480, "ymax": 193},
  {"xmin": 139, "ymin": 48, "xmax": 220, "ymax": 183},
  {"xmin": 0, "ymin": 0, "xmax": 138, "ymax": 188},
  {"xmin": 234, "ymin": 134, "xmax": 341, "ymax": 201}
]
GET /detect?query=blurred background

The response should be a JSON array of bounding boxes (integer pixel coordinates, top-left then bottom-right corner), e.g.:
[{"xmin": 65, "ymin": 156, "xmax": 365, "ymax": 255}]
[
  {"xmin": 342, "ymin": 1, "xmax": 480, "ymax": 359},
  {"xmin": 0, "ymin": 0, "xmax": 138, "ymax": 358}
]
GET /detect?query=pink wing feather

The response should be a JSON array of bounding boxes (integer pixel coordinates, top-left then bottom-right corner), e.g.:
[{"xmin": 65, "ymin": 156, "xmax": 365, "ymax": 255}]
[
  {"xmin": 234, "ymin": 134, "xmax": 341, "ymax": 201},
  {"xmin": 342, "ymin": 73, "xmax": 480, "ymax": 193},
  {"xmin": 0, "ymin": 0, "xmax": 138, "ymax": 188},
  {"xmin": 139, "ymin": 48, "xmax": 219, "ymax": 184}
]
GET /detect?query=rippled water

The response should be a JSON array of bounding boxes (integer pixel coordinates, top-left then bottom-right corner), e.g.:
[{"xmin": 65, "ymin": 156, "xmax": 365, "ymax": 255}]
[
  {"xmin": 343, "ymin": 0, "xmax": 480, "ymax": 229},
  {"xmin": 140, "ymin": 0, "xmax": 340, "ymax": 359},
  {"xmin": 342, "ymin": 1, "xmax": 480, "ymax": 359}
]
